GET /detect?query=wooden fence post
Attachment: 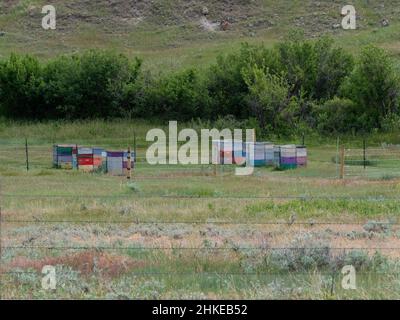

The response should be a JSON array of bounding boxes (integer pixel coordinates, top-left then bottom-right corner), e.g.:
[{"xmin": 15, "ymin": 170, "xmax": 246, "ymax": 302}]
[
  {"xmin": 336, "ymin": 137, "xmax": 340, "ymax": 178},
  {"xmin": 127, "ymin": 146, "xmax": 132, "ymax": 180}
]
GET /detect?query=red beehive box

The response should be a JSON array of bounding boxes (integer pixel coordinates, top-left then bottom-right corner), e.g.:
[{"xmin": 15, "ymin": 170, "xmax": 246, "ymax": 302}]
[
  {"xmin": 93, "ymin": 158, "xmax": 102, "ymax": 166},
  {"xmin": 220, "ymin": 151, "xmax": 233, "ymax": 164},
  {"xmin": 78, "ymin": 157, "xmax": 94, "ymax": 166}
]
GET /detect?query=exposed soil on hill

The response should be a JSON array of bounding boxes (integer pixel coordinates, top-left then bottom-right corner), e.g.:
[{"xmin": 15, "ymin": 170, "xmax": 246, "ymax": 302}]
[{"xmin": 4, "ymin": 0, "xmax": 397, "ymax": 35}]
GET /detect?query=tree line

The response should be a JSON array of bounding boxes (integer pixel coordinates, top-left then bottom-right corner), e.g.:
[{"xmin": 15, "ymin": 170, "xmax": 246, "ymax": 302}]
[{"xmin": 1, "ymin": 34, "xmax": 399, "ymax": 135}]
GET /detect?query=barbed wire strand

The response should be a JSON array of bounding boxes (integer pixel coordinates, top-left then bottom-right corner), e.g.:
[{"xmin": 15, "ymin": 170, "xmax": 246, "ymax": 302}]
[
  {"xmin": 3, "ymin": 245, "xmax": 399, "ymax": 251},
  {"xmin": 2, "ymin": 193, "xmax": 400, "ymax": 200},
  {"xmin": 1, "ymin": 220, "xmax": 399, "ymax": 226},
  {"xmin": 1, "ymin": 271, "xmax": 399, "ymax": 276}
]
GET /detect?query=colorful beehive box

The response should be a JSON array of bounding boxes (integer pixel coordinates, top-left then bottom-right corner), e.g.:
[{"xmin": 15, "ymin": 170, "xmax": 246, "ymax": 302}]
[
  {"xmin": 53, "ymin": 144, "xmax": 78, "ymax": 169},
  {"xmin": 273, "ymin": 146, "xmax": 281, "ymax": 168},
  {"xmin": 93, "ymin": 148, "xmax": 107, "ymax": 172},
  {"xmin": 212, "ymin": 140, "xmax": 234, "ymax": 165},
  {"xmin": 233, "ymin": 141, "xmax": 246, "ymax": 165},
  {"xmin": 245, "ymin": 142, "xmax": 268, "ymax": 167},
  {"xmin": 106, "ymin": 151, "xmax": 135, "ymax": 176},
  {"xmin": 213, "ymin": 140, "xmax": 274, "ymax": 167},
  {"xmin": 212, "ymin": 140, "xmax": 249, "ymax": 165},
  {"xmin": 77, "ymin": 147, "xmax": 94, "ymax": 172},
  {"xmin": 265, "ymin": 143, "xmax": 275, "ymax": 166},
  {"xmin": 77, "ymin": 147, "xmax": 107, "ymax": 172},
  {"xmin": 296, "ymin": 146, "xmax": 308, "ymax": 167},
  {"xmin": 280, "ymin": 145, "xmax": 297, "ymax": 170}
]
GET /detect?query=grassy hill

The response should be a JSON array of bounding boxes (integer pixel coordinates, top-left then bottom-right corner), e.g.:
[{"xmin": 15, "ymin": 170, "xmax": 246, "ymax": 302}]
[{"xmin": 1, "ymin": 0, "xmax": 400, "ymax": 71}]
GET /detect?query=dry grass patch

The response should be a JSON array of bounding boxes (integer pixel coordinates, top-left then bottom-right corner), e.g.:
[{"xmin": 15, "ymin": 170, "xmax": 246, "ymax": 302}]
[{"xmin": 3, "ymin": 250, "xmax": 146, "ymax": 278}]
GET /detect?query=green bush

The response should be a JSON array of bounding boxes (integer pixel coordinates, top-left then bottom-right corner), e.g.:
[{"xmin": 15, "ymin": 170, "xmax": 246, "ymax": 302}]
[
  {"xmin": 341, "ymin": 46, "xmax": 400, "ymax": 130},
  {"xmin": 0, "ymin": 51, "xmax": 143, "ymax": 120},
  {"xmin": 0, "ymin": 39, "xmax": 399, "ymax": 136},
  {"xmin": 258, "ymin": 234, "xmax": 388, "ymax": 273},
  {"xmin": 43, "ymin": 51, "xmax": 142, "ymax": 119},
  {"xmin": 144, "ymin": 68, "xmax": 210, "ymax": 121},
  {"xmin": 316, "ymin": 97, "xmax": 360, "ymax": 133},
  {"xmin": 277, "ymin": 34, "xmax": 354, "ymax": 101},
  {"xmin": 242, "ymin": 64, "xmax": 291, "ymax": 133},
  {"xmin": 207, "ymin": 43, "xmax": 280, "ymax": 119},
  {"xmin": 381, "ymin": 113, "xmax": 400, "ymax": 132},
  {"xmin": 0, "ymin": 54, "xmax": 45, "ymax": 119}
]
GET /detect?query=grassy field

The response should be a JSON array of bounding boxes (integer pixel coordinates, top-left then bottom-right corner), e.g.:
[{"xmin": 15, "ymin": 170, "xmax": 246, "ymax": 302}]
[
  {"xmin": 1, "ymin": 120, "xmax": 400, "ymax": 299},
  {"xmin": 1, "ymin": 0, "xmax": 400, "ymax": 300}
]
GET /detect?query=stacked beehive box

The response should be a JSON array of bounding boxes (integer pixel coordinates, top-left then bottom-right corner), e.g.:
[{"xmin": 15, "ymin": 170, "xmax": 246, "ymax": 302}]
[
  {"xmin": 77, "ymin": 147, "xmax": 94, "ymax": 172},
  {"xmin": 53, "ymin": 145, "xmax": 77, "ymax": 169},
  {"xmin": 212, "ymin": 140, "xmax": 234, "ymax": 165},
  {"xmin": 296, "ymin": 146, "xmax": 308, "ymax": 167},
  {"xmin": 221, "ymin": 141, "xmax": 234, "ymax": 165},
  {"xmin": 265, "ymin": 143, "xmax": 275, "ymax": 166},
  {"xmin": 213, "ymin": 141, "xmax": 277, "ymax": 167},
  {"xmin": 93, "ymin": 148, "xmax": 107, "ymax": 172},
  {"xmin": 233, "ymin": 141, "xmax": 246, "ymax": 165},
  {"xmin": 106, "ymin": 151, "xmax": 135, "ymax": 176},
  {"xmin": 280, "ymin": 145, "xmax": 297, "ymax": 170},
  {"xmin": 246, "ymin": 142, "xmax": 267, "ymax": 167},
  {"xmin": 273, "ymin": 146, "xmax": 281, "ymax": 168}
]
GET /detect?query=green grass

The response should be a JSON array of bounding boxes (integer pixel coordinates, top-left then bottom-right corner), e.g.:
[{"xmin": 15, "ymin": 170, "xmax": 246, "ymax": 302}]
[
  {"xmin": 1, "ymin": 120, "xmax": 400, "ymax": 299},
  {"xmin": 2, "ymin": 0, "xmax": 400, "ymax": 298}
]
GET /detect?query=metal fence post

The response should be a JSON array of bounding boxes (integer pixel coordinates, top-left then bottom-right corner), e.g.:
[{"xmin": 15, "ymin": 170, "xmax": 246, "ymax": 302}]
[
  {"xmin": 363, "ymin": 139, "xmax": 367, "ymax": 170},
  {"xmin": 340, "ymin": 145, "xmax": 345, "ymax": 179},
  {"xmin": 25, "ymin": 138, "xmax": 29, "ymax": 171},
  {"xmin": 133, "ymin": 131, "xmax": 137, "ymax": 162}
]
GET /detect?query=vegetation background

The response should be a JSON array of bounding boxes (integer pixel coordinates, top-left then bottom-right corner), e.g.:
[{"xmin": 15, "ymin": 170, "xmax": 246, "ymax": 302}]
[
  {"xmin": 1, "ymin": 0, "xmax": 400, "ymax": 137},
  {"xmin": 1, "ymin": 1, "xmax": 400, "ymax": 300}
]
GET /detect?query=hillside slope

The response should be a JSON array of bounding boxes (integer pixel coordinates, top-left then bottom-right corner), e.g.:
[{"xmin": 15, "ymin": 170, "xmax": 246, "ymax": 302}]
[{"xmin": 1, "ymin": 0, "xmax": 400, "ymax": 70}]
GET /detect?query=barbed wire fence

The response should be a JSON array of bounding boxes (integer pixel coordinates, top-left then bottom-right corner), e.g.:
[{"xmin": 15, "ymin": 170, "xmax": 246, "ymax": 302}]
[
  {"xmin": 344, "ymin": 142, "xmax": 400, "ymax": 179},
  {"xmin": 1, "ymin": 138, "xmax": 400, "ymax": 298},
  {"xmin": 1, "ymin": 192, "xmax": 400, "ymax": 294}
]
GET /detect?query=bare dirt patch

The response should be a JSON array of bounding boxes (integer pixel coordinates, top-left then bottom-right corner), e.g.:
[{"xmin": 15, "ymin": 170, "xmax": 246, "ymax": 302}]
[{"xmin": 3, "ymin": 250, "xmax": 146, "ymax": 277}]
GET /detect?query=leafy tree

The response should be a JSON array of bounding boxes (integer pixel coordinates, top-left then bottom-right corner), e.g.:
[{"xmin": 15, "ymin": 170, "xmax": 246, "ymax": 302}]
[
  {"xmin": 145, "ymin": 68, "xmax": 210, "ymax": 121},
  {"xmin": 43, "ymin": 51, "xmax": 142, "ymax": 119},
  {"xmin": 277, "ymin": 33, "xmax": 316, "ymax": 99},
  {"xmin": 0, "ymin": 54, "xmax": 45, "ymax": 118},
  {"xmin": 42, "ymin": 55, "xmax": 81, "ymax": 118},
  {"xmin": 341, "ymin": 46, "xmax": 400, "ymax": 130},
  {"xmin": 0, "ymin": 40, "xmax": 398, "ymax": 137},
  {"xmin": 242, "ymin": 65, "xmax": 290, "ymax": 133},
  {"xmin": 207, "ymin": 43, "xmax": 280, "ymax": 118},
  {"xmin": 313, "ymin": 38, "xmax": 354, "ymax": 100},
  {"xmin": 277, "ymin": 35, "xmax": 354, "ymax": 101},
  {"xmin": 316, "ymin": 97, "xmax": 360, "ymax": 133}
]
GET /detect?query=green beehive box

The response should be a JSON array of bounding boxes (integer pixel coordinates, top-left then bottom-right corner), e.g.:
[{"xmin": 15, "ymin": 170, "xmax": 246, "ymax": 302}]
[
  {"xmin": 57, "ymin": 146, "xmax": 73, "ymax": 155},
  {"xmin": 280, "ymin": 163, "xmax": 297, "ymax": 170}
]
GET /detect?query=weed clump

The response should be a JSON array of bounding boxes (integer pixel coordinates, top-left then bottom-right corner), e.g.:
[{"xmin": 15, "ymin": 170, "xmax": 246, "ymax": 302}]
[
  {"xmin": 265, "ymin": 234, "xmax": 331, "ymax": 272},
  {"xmin": 255, "ymin": 233, "xmax": 389, "ymax": 273},
  {"xmin": 363, "ymin": 220, "xmax": 390, "ymax": 233},
  {"xmin": 127, "ymin": 182, "xmax": 141, "ymax": 193}
]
